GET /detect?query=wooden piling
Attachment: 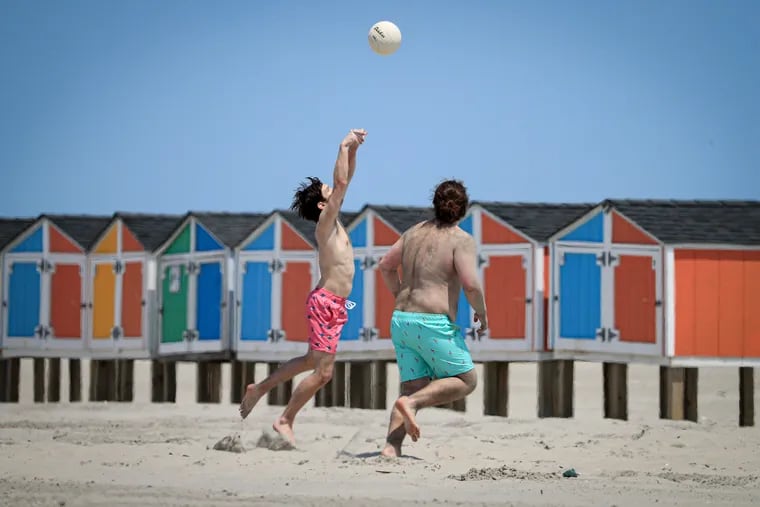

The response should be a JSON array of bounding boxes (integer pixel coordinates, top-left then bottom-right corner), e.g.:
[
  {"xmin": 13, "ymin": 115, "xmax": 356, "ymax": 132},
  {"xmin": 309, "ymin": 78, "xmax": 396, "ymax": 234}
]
[
  {"xmin": 603, "ymin": 362, "xmax": 628, "ymax": 421},
  {"xmin": 33, "ymin": 358, "xmax": 45, "ymax": 403},
  {"xmin": 69, "ymin": 359, "xmax": 81, "ymax": 402},
  {"xmin": 47, "ymin": 358, "xmax": 61, "ymax": 403},
  {"xmin": 371, "ymin": 360, "xmax": 387, "ymax": 410},
  {"xmin": 483, "ymin": 362, "xmax": 509, "ymax": 417},
  {"xmin": 538, "ymin": 360, "xmax": 574, "ymax": 418},
  {"xmin": 151, "ymin": 360, "xmax": 177, "ymax": 403},
  {"xmin": 230, "ymin": 360, "xmax": 256, "ymax": 404},
  {"xmin": 331, "ymin": 361, "xmax": 346, "ymax": 407},
  {"xmin": 267, "ymin": 362, "xmax": 292, "ymax": 406},
  {"xmin": 739, "ymin": 367, "xmax": 754, "ymax": 427},
  {"xmin": 659, "ymin": 366, "xmax": 698, "ymax": 422},
  {"xmin": 349, "ymin": 362, "xmax": 372, "ymax": 409},
  {"xmin": 196, "ymin": 361, "xmax": 222, "ymax": 403},
  {"xmin": 116, "ymin": 359, "xmax": 134, "ymax": 402},
  {"xmin": 0, "ymin": 358, "xmax": 21, "ymax": 402}
]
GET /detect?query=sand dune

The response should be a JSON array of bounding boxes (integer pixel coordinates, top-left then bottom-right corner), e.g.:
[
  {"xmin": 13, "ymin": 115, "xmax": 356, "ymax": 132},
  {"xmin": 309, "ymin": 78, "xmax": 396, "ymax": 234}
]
[{"xmin": 1, "ymin": 359, "xmax": 759, "ymax": 506}]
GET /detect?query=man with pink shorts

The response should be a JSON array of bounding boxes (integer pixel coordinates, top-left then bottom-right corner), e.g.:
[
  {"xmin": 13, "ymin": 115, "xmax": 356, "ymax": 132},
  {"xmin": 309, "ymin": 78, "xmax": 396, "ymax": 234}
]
[{"xmin": 239, "ymin": 128, "xmax": 367, "ymax": 446}]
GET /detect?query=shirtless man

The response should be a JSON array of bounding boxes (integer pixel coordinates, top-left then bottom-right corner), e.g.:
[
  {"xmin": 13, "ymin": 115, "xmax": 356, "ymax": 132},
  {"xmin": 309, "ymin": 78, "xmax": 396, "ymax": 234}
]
[
  {"xmin": 239, "ymin": 128, "xmax": 367, "ymax": 445},
  {"xmin": 377, "ymin": 179, "xmax": 487, "ymax": 458}
]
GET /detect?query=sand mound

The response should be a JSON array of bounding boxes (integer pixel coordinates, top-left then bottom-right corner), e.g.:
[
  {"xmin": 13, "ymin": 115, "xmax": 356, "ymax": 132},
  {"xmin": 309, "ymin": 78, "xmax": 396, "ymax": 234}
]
[
  {"xmin": 256, "ymin": 428, "xmax": 295, "ymax": 451},
  {"xmin": 212, "ymin": 434, "xmax": 245, "ymax": 453}
]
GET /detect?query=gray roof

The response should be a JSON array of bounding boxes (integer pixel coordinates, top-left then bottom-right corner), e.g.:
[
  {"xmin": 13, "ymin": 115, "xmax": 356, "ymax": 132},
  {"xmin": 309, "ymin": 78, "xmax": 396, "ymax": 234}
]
[
  {"xmin": 474, "ymin": 201, "xmax": 595, "ymax": 242},
  {"xmin": 277, "ymin": 210, "xmax": 316, "ymax": 247},
  {"xmin": 605, "ymin": 199, "xmax": 760, "ymax": 245},
  {"xmin": 117, "ymin": 213, "xmax": 186, "ymax": 252},
  {"xmin": 369, "ymin": 205, "xmax": 433, "ymax": 233},
  {"xmin": 0, "ymin": 218, "xmax": 36, "ymax": 250},
  {"xmin": 192, "ymin": 212, "xmax": 271, "ymax": 249},
  {"xmin": 43, "ymin": 215, "xmax": 114, "ymax": 250}
]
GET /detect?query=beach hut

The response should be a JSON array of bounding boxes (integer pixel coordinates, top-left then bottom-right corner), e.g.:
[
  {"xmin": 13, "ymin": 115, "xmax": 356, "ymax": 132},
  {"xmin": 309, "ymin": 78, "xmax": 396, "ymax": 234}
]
[
  {"xmin": 155, "ymin": 212, "xmax": 268, "ymax": 358},
  {"xmin": 1, "ymin": 215, "xmax": 110, "ymax": 357},
  {"xmin": 234, "ymin": 210, "xmax": 347, "ymax": 361},
  {"xmin": 0, "ymin": 219, "xmax": 35, "ymax": 351},
  {"xmin": 455, "ymin": 202, "xmax": 592, "ymax": 360},
  {"xmin": 342, "ymin": 205, "xmax": 430, "ymax": 357},
  {"xmin": 548, "ymin": 199, "xmax": 760, "ymax": 423},
  {"xmin": 87, "ymin": 213, "xmax": 183, "ymax": 358},
  {"xmin": 0, "ymin": 218, "xmax": 35, "ymax": 402}
]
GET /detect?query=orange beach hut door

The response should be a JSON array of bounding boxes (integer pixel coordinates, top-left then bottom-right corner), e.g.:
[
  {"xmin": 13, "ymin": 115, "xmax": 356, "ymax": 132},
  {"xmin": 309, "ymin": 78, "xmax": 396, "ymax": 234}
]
[{"xmin": 472, "ymin": 247, "xmax": 533, "ymax": 352}]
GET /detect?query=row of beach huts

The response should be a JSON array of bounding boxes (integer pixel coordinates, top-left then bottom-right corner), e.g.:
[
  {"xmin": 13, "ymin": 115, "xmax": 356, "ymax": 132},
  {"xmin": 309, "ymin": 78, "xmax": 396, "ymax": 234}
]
[{"xmin": 1, "ymin": 199, "xmax": 758, "ymax": 425}]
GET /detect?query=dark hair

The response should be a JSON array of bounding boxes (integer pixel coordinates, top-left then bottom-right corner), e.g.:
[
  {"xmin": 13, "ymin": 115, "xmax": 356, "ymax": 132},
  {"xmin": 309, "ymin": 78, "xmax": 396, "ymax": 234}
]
[
  {"xmin": 432, "ymin": 179, "xmax": 468, "ymax": 225},
  {"xmin": 291, "ymin": 176, "xmax": 325, "ymax": 222}
]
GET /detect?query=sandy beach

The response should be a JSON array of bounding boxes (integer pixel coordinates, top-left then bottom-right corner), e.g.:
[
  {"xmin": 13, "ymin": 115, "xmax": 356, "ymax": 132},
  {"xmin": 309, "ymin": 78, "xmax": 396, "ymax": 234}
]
[{"xmin": 1, "ymin": 359, "xmax": 759, "ymax": 506}]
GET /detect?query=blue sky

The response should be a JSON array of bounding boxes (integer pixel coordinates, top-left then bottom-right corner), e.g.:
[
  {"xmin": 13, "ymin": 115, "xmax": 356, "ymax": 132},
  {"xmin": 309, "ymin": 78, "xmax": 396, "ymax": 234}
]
[{"xmin": 1, "ymin": 0, "xmax": 758, "ymax": 217}]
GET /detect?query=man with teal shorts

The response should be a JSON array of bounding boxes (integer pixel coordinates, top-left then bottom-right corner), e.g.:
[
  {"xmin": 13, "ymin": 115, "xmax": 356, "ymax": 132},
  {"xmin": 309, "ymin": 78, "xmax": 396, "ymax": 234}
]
[{"xmin": 377, "ymin": 179, "xmax": 488, "ymax": 458}]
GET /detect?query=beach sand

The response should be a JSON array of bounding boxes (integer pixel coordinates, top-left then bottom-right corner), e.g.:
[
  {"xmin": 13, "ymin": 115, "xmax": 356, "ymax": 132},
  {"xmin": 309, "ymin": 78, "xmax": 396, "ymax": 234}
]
[{"xmin": 1, "ymin": 359, "xmax": 759, "ymax": 506}]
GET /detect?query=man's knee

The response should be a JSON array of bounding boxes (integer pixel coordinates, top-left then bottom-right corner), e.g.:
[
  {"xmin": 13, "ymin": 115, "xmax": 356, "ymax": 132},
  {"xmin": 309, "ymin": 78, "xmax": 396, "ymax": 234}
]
[
  {"xmin": 316, "ymin": 365, "xmax": 334, "ymax": 385},
  {"xmin": 313, "ymin": 354, "xmax": 335, "ymax": 385},
  {"xmin": 459, "ymin": 369, "xmax": 477, "ymax": 394}
]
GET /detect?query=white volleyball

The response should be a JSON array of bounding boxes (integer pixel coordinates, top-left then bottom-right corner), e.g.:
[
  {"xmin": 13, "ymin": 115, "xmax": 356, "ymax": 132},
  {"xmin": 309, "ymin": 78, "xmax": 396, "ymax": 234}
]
[{"xmin": 368, "ymin": 21, "xmax": 402, "ymax": 56}]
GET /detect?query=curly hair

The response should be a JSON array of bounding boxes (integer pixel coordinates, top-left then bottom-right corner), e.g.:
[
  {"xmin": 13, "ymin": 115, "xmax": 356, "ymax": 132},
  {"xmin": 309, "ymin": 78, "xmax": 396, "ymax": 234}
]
[
  {"xmin": 291, "ymin": 176, "xmax": 325, "ymax": 223},
  {"xmin": 432, "ymin": 179, "xmax": 469, "ymax": 225}
]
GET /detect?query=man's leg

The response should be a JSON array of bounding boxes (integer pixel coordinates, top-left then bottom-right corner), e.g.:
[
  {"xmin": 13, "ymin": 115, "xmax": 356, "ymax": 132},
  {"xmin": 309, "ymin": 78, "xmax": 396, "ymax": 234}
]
[
  {"xmin": 273, "ymin": 350, "xmax": 335, "ymax": 445},
  {"xmin": 381, "ymin": 377, "xmax": 430, "ymax": 458},
  {"xmin": 395, "ymin": 369, "xmax": 477, "ymax": 441},
  {"xmin": 239, "ymin": 352, "xmax": 316, "ymax": 419}
]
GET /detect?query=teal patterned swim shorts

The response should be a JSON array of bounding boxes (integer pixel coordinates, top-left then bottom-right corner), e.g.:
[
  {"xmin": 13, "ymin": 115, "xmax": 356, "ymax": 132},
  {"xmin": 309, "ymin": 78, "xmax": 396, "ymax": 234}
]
[{"xmin": 390, "ymin": 310, "xmax": 475, "ymax": 383}]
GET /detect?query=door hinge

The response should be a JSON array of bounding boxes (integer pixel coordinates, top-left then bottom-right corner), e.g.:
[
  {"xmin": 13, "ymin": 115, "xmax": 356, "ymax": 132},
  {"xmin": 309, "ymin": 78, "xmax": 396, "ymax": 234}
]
[
  {"xmin": 596, "ymin": 328, "xmax": 607, "ymax": 341},
  {"xmin": 525, "ymin": 297, "xmax": 533, "ymax": 304},
  {"xmin": 596, "ymin": 253, "xmax": 607, "ymax": 266},
  {"xmin": 608, "ymin": 328, "xmax": 618, "ymax": 341},
  {"xmin": 477, "ymin": 254, "xmax": 487, "ymax": 268},
  {"xmin": 113, "ymin": 260, "xmax": 124, "ymax": 274},
  {"xmin": 655, "ymin": 300, "xmax": 662, "ymax": 307}
]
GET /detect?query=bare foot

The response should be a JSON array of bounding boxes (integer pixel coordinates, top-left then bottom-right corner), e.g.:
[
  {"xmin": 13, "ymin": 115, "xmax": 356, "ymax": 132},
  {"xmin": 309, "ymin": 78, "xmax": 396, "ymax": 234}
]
[
  {"xmin": 380, "ymin": 443, "xmax": 401, "ymax": 458},
  {"xmin": 239, "ymin": 384, "xmax": 263, "ymax": 419},
  {"xmin": 273, "ymin": 418, "xmax": 296, "ymax": 446},
  {"xmin": 394, "ymin": 396, "xmax": 420, "ymax": 442}
]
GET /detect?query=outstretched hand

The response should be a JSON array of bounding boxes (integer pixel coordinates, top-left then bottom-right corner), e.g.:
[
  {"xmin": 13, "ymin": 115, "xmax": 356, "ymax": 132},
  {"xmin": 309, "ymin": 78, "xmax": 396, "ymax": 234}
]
[{"xmin": 342, "ymin": 129, "xmax": 367, "ymax": 149}]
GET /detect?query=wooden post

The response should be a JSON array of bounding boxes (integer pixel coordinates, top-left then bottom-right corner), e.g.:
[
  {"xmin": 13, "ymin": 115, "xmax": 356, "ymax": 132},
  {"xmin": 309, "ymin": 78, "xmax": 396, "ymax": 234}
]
[
  {"xmin": 230, "ymin": 360, "xmax": 255, "ymax": 404},
  {"xmin": 371, "ymin": 360, "xmax": 387, "ymax": 410},
  {"xmin": 33, "ymin": 358, "xmax": 45, "ymax": 403},
  {"xmin": 69, "ymin": 359, "xmax": 81, "ymax": 402},
  {"xmin": 483, "ymin": 362, "xmax": 509, "ymax": 417},
  {"xmin": 315, "ymin": 378, "xmax": 334, "ymax": 407},
  {"xmin": 116, "ymin": 360, "xmax": 134, "ymax": 402},
  {"xmin": 659, "ymin": 366, "xmax": 698, "ymax": 422},
  {"xmin": 603, "ymin": 362, "xmax": 628, "ymax": 421},
  {"xmin": 349, "ymin": 362, "xmax": 372, "ymax": 408},
  {"xmin": 267, "ymin": 362, "xmax": 292, "ymax": 406},
  {"xmin": 332, "ymin": 361, "xmax": 346, "ymax": 407},
  {"xmin": 105, "ymin": 360, "xmax": 118, "ymax": 401},
  {"xmin": 197, "ymin": 361, "xmax": 222, "ymax": 403},
  {"xmin": 47, "ymin": 358, "xmax": 61, "ymax": 403},
  {"xmin": 151, "ymin": 360, "xmax": 177, "ymax": 403},
  {"xmin": 0, "ymin": 358, "xmax": 21, "ymax": 403},
  {"xmin": 538, "ymin": 360, "xmax": 574, "ymax": 418},
  {"xmin": 739, "ymin": 367, "xmax": 754, "ymax": 427}
]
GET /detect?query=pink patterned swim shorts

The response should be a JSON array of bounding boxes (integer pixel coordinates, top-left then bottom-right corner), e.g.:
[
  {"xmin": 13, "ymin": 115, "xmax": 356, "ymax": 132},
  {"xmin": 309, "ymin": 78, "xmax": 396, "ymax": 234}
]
[{"xmin": 306, "ymin": 287, "xmax": 348, "ymax": 354}]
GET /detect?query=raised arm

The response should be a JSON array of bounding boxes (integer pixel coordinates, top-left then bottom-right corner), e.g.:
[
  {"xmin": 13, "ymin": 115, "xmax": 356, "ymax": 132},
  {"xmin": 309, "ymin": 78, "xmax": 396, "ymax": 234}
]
[
  {"xmin": 378, "ymin": 235, "xmax": 404, "ymax": 298},
  {"xmin": 316, "ymin": 129, "xmax": 366, "ymax": 240},
  {"xmin": 453, "ymin": 235, "xmax": 488, "ymax": 335}
]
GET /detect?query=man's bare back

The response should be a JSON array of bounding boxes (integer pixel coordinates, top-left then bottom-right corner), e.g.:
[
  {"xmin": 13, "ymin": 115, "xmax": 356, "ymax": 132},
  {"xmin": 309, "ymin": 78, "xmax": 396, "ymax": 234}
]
[
  {"xmin": 393, "ymin": 221, "xmax": 474, "ymax": 321},
  {"xmin": 315, "ymin": 219, "xmax": 354, "ymax": 298}
]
